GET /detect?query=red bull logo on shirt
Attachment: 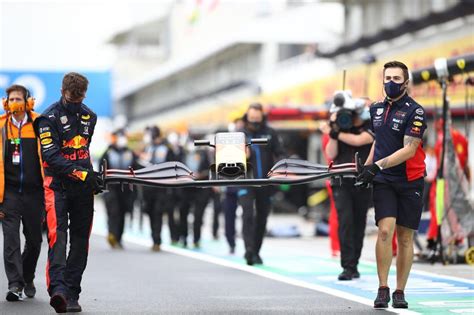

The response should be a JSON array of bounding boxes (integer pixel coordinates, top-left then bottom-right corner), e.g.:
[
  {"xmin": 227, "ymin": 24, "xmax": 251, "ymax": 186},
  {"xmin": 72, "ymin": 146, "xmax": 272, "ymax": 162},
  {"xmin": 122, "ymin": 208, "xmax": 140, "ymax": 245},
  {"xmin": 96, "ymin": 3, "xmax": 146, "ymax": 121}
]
[
  {"xmin": 62, "ymin": 135, "xmax": 90, "ymax": 161},
  {"xmin": 63, "ymin": 135, "xmax": 89, "ymax": 149}
]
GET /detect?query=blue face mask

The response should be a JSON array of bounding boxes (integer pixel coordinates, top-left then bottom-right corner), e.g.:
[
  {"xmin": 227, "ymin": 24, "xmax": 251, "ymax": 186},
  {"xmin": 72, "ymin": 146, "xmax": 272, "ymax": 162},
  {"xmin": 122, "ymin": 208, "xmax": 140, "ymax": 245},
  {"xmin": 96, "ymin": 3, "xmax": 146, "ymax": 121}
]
[
  {"xmin": 359, "ymin": 108, "xmax": 370, "ymax": 120},
  {"xmin": 384, "ymin": 80, "xmax": 406, "ymax": 99}
]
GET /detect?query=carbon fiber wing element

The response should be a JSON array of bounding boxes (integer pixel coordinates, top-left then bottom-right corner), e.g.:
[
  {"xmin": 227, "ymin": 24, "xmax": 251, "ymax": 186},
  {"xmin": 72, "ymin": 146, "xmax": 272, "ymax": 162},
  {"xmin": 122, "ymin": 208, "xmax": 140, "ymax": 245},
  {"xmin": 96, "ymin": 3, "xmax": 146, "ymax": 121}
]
[{"xmin": 102, "ymin": 158, "xmax": 358, "ymax": 189}]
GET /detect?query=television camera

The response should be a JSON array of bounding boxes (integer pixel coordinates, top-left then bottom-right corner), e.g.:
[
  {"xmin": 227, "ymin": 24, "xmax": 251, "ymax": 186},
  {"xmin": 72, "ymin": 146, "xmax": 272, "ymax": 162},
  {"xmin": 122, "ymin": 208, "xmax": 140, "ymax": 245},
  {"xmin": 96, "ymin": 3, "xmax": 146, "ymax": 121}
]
[{"xmin": 329, "ymin": 91, "xmax": 367, "ymax": 131}]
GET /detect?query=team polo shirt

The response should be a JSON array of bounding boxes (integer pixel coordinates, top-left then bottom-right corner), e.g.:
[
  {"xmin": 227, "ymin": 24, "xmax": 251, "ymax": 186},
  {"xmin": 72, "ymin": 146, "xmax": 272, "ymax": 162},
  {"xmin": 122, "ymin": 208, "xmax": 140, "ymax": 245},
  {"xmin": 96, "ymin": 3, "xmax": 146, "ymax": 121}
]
[{"xmin": 370, "ymin": 94, "xmax": 427, "ymax": 182}]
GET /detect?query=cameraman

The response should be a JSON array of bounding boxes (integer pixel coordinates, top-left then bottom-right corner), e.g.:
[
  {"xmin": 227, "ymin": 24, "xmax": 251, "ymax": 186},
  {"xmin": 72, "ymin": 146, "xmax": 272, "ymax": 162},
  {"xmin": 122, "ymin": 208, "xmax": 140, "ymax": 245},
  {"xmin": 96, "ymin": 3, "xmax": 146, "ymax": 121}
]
[{"xmin": 324, "ymin": 93, "xmax": 374, "ymax": 280}]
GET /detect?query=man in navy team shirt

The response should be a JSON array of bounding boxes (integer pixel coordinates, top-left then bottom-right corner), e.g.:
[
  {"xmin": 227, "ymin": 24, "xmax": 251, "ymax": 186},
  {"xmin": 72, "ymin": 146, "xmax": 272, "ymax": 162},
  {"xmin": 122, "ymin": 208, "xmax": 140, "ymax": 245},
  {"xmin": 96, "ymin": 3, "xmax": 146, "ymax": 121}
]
[{"xmin": 356, "ymin": 61, "xmax": 426, "ymax": 309}]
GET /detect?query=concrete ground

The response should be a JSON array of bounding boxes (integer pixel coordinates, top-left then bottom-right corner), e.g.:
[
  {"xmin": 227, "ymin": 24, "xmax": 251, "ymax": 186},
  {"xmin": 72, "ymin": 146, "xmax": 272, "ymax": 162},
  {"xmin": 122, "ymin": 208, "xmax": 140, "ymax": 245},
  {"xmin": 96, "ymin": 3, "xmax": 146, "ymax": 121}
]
[{"xmin": 0, "ymin": 197, "xmax": 472, "ymax": 314}]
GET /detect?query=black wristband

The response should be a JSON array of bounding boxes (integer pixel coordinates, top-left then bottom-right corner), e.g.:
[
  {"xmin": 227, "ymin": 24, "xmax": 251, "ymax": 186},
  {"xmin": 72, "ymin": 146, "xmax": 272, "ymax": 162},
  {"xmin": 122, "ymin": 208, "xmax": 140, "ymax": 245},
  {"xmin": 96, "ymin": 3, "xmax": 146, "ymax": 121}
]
[{"xmin": 329, "ymin": 129, "xmax": 339, "ymax": 140}]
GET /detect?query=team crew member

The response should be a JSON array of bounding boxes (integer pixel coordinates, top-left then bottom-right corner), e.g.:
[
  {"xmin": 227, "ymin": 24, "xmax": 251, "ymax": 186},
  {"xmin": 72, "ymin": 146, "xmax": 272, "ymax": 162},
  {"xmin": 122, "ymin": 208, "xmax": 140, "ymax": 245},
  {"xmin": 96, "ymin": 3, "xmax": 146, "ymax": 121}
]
[
  {"xmin": 101, "ymin": 129, "xmax": 140, "ymax": 249},
  {"xmin": 239, "ymin": 103, "xmax": 285, "ymax": 265},
  {"xmin": 357, "ymin": 61, "xmax": 426, "ymax": 309},
  {"xmin": 223, "ymin": 118, "xmax": 245, "ymax": 254},
  {"xmin": 141, "ymin": 126, "xmax": 179, "ymax": 250},
  {"xmin": 178, "ymin": 145, "xmax": 211, "ymax": 248},
  {"xmin": 0, "ymin": 85, "xmax": 44, "ymax": 301},
  {"xmin": 34, "ymin": 72, "xmax": 103, "ymax": 313}
]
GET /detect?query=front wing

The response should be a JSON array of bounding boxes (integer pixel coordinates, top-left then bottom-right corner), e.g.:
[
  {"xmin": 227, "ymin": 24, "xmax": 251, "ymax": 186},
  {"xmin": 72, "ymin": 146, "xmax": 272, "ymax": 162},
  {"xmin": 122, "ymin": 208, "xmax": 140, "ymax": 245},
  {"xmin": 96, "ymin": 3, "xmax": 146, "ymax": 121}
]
[{"xmin": 102, "ymin": 158, "xmax": 358, "ymax": 189}]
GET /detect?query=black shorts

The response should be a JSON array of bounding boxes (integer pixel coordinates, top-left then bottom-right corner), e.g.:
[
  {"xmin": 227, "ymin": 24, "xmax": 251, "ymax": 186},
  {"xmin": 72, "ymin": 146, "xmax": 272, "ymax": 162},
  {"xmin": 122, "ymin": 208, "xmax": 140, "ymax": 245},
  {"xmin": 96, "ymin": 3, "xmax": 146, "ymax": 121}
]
[{"xmin": 373, "ymin": 178, "xmax": 424, "ymax": 230}]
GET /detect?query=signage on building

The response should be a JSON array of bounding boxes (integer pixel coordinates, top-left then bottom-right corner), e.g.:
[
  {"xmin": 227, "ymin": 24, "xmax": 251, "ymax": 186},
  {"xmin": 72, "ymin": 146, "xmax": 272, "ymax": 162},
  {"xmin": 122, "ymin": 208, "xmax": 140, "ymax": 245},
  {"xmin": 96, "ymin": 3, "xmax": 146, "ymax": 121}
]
[{"xmin": 0, "ymin": 71, "xmax": 111, "ymax": 117}]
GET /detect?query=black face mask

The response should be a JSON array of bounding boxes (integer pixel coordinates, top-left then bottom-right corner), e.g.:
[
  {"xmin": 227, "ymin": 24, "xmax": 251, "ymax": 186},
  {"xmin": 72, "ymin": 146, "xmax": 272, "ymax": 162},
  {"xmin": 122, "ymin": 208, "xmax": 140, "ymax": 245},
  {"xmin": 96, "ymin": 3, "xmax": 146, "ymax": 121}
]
[
  {"xmin": 63, "ymin": 97, "xmax": 82, "ymax": 114},
  {"xmin": 248, "ymin": 121, "xmax": 262, "ymax": 131}
]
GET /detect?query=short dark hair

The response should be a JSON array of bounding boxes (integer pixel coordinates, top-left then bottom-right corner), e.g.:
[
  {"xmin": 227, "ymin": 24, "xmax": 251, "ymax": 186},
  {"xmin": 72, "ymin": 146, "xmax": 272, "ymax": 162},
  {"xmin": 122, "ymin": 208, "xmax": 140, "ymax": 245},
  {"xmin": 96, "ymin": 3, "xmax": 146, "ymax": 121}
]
[
  {"xmin": 6, "ymin": 84, "xmax": 28, "ymax": 101},
  {"xmin": 383, "ymin": 61, "xmax": 409, "ymax": 81},
  {"xmin": 146, "ymin": 125, "xmax": 161, "ymax": 140},
  {"xmin": 62, "ymin": 72, "xmax": 89, "ymax": 99},
  {"xmin": 248, "ymin": 102, "xmax": 263, "ymax": 112}
]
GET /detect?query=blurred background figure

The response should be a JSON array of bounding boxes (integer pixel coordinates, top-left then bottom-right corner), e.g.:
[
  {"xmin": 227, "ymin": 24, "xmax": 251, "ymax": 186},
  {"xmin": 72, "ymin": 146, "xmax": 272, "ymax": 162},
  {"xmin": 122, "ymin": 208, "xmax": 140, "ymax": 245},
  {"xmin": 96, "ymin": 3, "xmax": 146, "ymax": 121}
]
[
  {"xmin": 210, "ymin": 187, "xmax": 223, "ymax": 240},
  {"xmin": 202, "ymin": 134, "xmax": 224, "ymax": 241},
  {"xmin": 166, "ymin": 131, "xmax": 187, "ymax": 245},
  {"xmin": 222, "ymin": 117, "xmax": 245, "ymax": 254},
  {"xmin": 427, "ymin": 118, "xmax": 470, "ymax": 252},
  {"xmin": 100, "ymin": 129, "xmax": 139, "ymax": 249},
  {"xmin": 423, "ymin": 144, "xmax": 437, "ymax": 213},
  {"xmin": 320, "ymin": 121, "xmax": 341, "ymax": 258},
  {"xmin": 238, "ymin": 103, "xmax": 285, "ymax": 265},
  {"xmin": 178, "ymin": 139, "xmax": 212, "ymax": 248},
  {"xmin": 223, "ymin": 185, "xmax": 239, "ymax": 254},
  {"xmin": 140, "ymin": 126, "xmax": 179, "ymax": 251}
]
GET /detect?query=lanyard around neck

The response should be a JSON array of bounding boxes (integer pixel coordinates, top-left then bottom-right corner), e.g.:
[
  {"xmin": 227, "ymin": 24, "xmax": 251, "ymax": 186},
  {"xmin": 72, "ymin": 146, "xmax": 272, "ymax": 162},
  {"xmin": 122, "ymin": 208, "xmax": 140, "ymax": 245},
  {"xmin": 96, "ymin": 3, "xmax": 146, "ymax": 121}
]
[{"xmin": 8, "ymin": 117, "xmax": 23, "ymax": 148}]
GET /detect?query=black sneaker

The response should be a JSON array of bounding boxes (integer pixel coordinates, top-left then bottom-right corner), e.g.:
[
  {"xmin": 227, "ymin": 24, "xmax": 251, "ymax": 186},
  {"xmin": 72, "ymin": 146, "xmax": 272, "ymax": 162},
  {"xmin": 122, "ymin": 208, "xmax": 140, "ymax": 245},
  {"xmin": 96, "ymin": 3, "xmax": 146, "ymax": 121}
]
[
  {"xmin": 244, "ymin": 251, "xmax": 254, "ymax": 265},
  {"xmin": 6, "ymin": 287, "xmax": 23, "ymax": 302},
  {"xmin": 67, "ymin": 298, "xmax": 82, "ymax": 312},
  {"xmin": 253, "ymin": 254, "xmax": 263, "ymax": 265},
  {"xmin": 392, "ymin": 290, "xmax": 408, "ymax": 308},
  {"xmin": 24, "ymin": 281, "xmax": 36, "ymax": 298},
  {"xmin": 352, "ymin": 269, "xmax": 360, "ymax": 279},
  {"xmin": 50, "ymin": 292, "xmax": 67, "ymax": 313},
  {"xmin": 374, "ymin": 287, "xmax": 390, "ymax": 308},
  {"xmin": 338, "ymin": 269, "xmax": 353, "ymax": 281}
]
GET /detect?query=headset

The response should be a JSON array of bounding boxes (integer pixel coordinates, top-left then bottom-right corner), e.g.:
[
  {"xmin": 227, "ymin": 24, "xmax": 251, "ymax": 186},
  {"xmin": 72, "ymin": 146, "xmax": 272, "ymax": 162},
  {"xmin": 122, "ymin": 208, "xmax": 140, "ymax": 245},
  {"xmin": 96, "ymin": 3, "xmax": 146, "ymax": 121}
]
[{"xmin": 2, "ymin": 86, "xmax": 35, "ymax": 113}]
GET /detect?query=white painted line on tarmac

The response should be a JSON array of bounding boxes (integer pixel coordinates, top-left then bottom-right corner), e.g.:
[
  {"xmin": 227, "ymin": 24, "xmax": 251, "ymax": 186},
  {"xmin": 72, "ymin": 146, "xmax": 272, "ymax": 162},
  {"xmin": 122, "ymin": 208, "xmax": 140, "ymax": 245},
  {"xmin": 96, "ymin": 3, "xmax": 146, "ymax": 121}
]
[{"xmin": 92, "ymin": 230, "xmax": 419, "ymax": 315}]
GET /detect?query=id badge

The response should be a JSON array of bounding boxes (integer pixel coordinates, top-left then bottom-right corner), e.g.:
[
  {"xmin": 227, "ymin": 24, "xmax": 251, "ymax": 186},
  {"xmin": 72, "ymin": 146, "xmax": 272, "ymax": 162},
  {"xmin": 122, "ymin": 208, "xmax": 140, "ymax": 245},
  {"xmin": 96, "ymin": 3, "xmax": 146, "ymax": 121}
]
[{"xmin": 12, "ymin": 150, "xmax": 20, "ymax": 165}]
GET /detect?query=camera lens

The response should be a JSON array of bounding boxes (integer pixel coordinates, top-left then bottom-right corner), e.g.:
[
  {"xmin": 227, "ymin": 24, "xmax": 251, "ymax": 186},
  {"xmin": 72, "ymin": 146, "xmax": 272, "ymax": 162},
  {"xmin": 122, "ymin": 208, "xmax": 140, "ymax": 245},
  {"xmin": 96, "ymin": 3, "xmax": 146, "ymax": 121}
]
[{"xmin": 336, "ymin": 109, "xmax": 353, "ymax": 130}]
